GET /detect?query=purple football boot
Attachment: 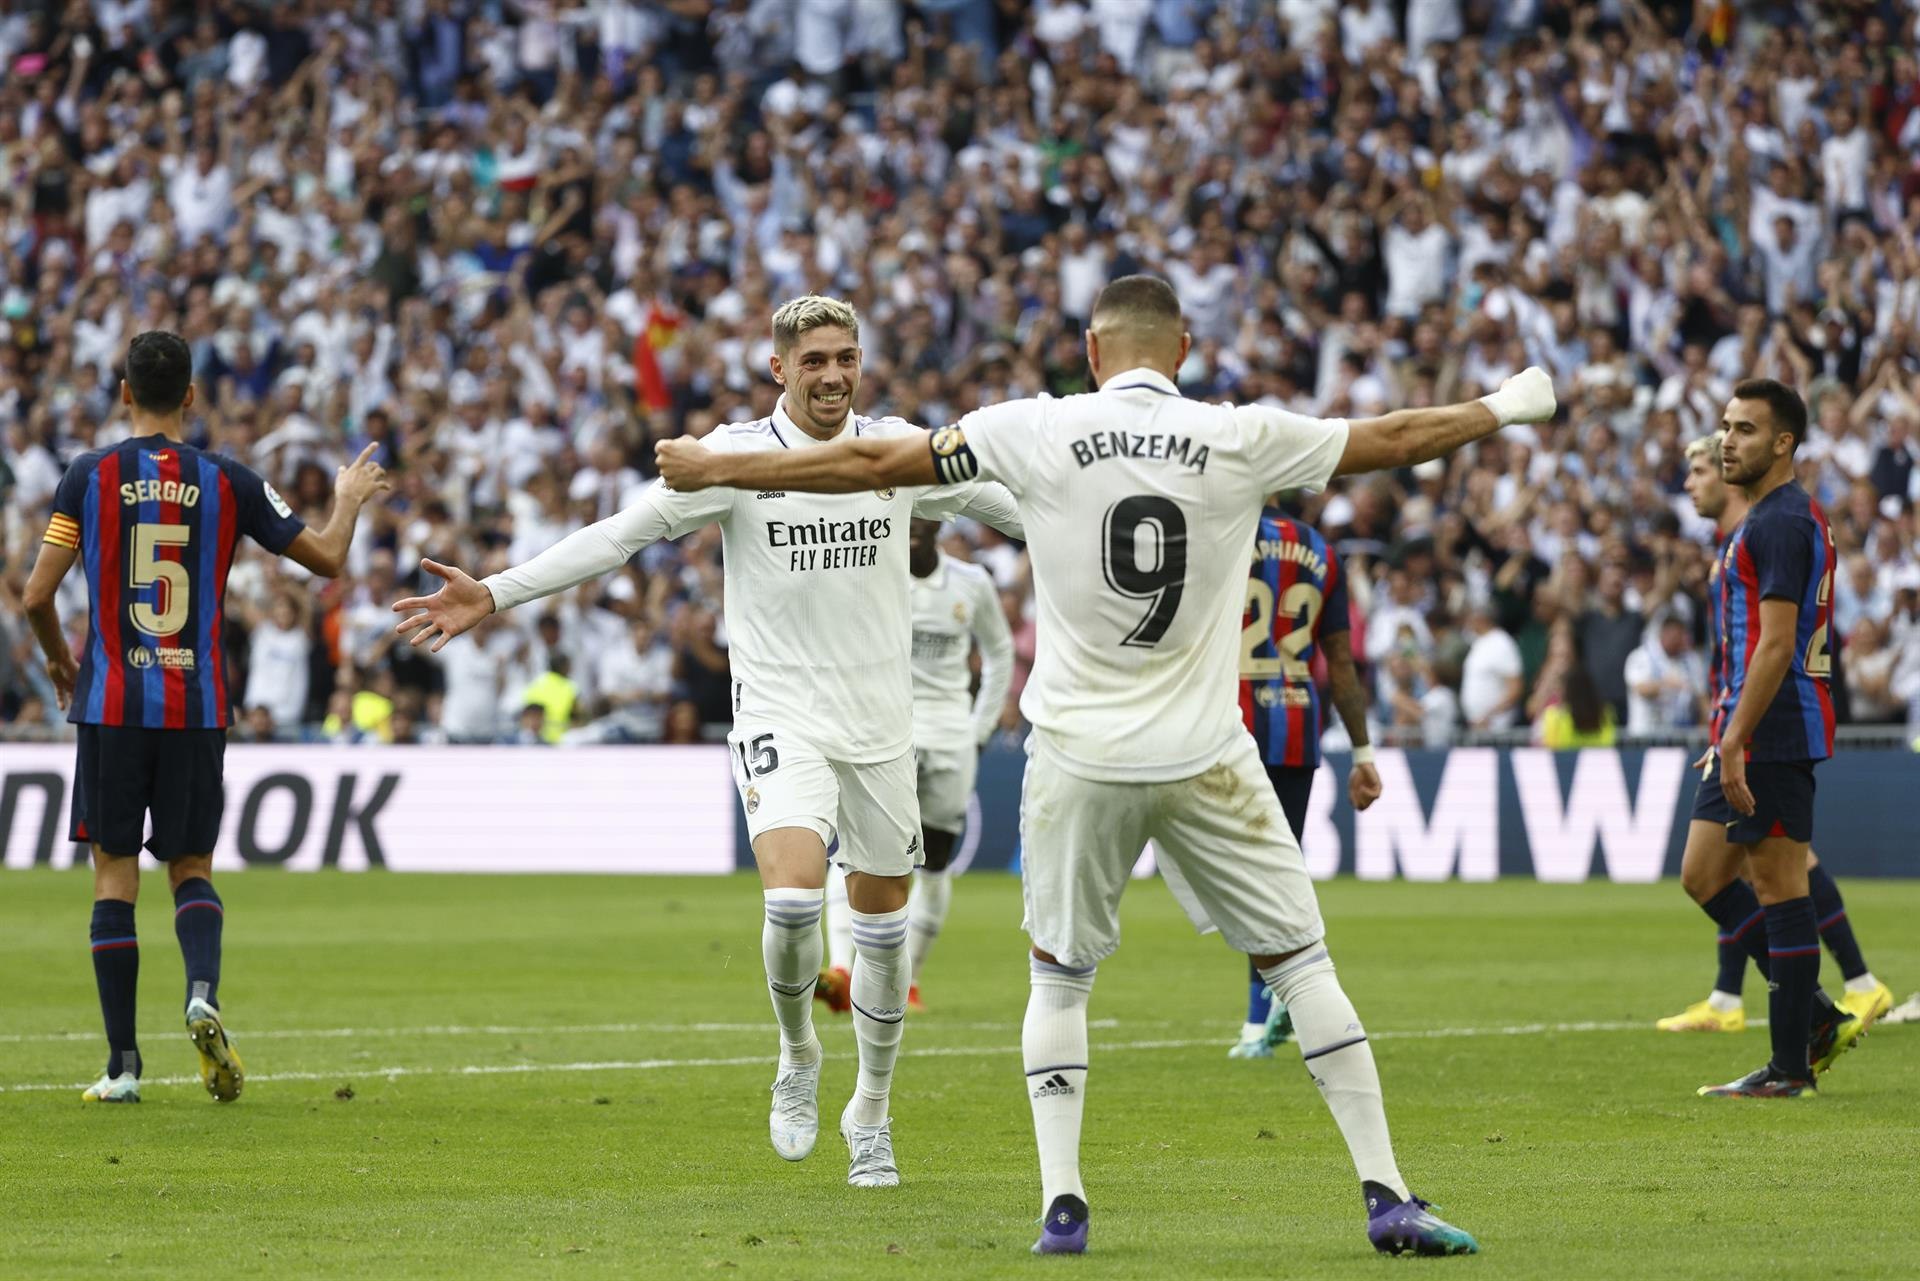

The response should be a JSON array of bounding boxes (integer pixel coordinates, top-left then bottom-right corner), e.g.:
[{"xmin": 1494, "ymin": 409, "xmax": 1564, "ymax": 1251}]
[
  {"xmin": 1032, "ymin": 1195, "xmax": 1088, "ymax": 1255},
  {"xmin": 1367, "ymin": 1193, "xmax": 1480, "ymax": 1257}
]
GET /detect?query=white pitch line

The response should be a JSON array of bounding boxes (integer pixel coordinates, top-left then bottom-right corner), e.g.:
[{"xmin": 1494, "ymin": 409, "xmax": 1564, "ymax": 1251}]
[
  {"xmin": 0, "ymin": 1017, "xmax": 1127, "ymax": 1046},
  {"xmin": 0, "ymin": 1019, "xmax": 1678, "ymax": 1095}
]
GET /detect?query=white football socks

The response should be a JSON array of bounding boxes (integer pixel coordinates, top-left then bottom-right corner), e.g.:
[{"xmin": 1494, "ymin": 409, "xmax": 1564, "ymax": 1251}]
[
  {"xmin": 1845, "ymin": 973, "xmax": 1881, "ymax": 995},
  {"xmin": 906, "ymin": 868, "xmax": 952, "ymax": 982},
  {"xmin": 762, "ymin": 889, "xmax": 823, "ymax": 1066},
  {"xmin": 1708, "ymin": 989, "xmax": 1743, "ymax": 1012},
  {"xmin": 1024, "ymin": 954, "xmax": 1095, "ymax": 1212},
  {"xmin": 824, "ymin": 864, "xmax": 855, "ymax": 975},
  {"xmin": 849, "ymin": 906, "xmax": 910, "ymax": 1126},
  {"xmin": 1259, "ymin": 947, "xmax": 1410, "ymax": 1201}
]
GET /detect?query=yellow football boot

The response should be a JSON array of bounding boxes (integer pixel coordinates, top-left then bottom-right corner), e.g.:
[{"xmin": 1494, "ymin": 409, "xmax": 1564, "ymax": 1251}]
[
  {"xmin": 1838, "ymin": 980, "xmax": 1894, "ymax": 1030},
  {"xmin": 1656, "ymin": 998, "xmax": 1745, "ymax": 1032}
]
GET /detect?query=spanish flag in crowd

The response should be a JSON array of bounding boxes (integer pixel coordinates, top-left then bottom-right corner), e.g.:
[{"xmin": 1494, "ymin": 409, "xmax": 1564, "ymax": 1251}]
[
  {"xmin": 1707, "ymin": 2, "xmax": 1733, "ymax": 47},
  {"xmin": 633, "ymin": 299, "xmax": 684, "ymax": 413}
]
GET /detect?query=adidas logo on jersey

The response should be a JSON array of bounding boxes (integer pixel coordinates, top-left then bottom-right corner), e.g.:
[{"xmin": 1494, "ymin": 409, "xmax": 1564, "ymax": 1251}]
[
  {"xmin": 756, "ymin": 491, "xmax": 786, "ymax": 499},
  {"xmin": 1031, "ymin": 1073, "xmax": 1076, "ymax": 1098}
]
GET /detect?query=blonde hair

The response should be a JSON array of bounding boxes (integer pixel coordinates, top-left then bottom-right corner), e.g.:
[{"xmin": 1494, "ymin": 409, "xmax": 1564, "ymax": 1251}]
[
  {"xmin": 1684, "ymin": 431, "xmax": 1724, "ymax": 462},
  {"xmin": 771, "ymin": 296, "xmax": 860, "ymax": 353}
]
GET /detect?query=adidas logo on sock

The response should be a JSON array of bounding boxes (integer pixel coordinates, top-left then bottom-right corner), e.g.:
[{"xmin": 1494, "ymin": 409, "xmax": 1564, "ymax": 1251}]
[{"xmin": 1031, "ymin": 1073, "xmax": 1075, "ymax": 1098}]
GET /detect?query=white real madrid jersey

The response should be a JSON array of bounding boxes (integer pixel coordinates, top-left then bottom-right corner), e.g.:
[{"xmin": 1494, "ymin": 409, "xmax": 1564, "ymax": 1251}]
[
  {"xmin": 486, "ymin": 401, "xmax": 1023, "ymax": 763},
  {"xmin": 930, "ymin": 367, "xmax": 1349, "ymax": 783},
  {"xmin": 909, "ymin": 553, "xmax": 1015, "ymax": 749}
]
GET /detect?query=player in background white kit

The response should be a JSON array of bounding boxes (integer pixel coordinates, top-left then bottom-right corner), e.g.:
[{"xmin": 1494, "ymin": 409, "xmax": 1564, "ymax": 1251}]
[
  {"xmin": 655, "ymin": 277, "xmax": 1556, "ymax": 1258},
  {"xmin": 391, "ymin": 297, "xmax": 1023, "ymax": 1189},
  {"xmin": 821, "ymin": 519, "xmax": 1014, "ymax": 1013}
]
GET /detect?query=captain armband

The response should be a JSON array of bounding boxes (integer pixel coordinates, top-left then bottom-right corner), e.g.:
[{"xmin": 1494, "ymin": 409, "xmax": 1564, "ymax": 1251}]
[{"xmin": 929, "ymin": 426, "xmax": 979, "ymax": 485}]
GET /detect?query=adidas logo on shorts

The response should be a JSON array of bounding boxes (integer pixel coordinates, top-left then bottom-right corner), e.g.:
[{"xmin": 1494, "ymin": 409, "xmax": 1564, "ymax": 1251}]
[{"xmin": 1031, "ymin": 1073, "xmax": 1076, "ymax": 1098}]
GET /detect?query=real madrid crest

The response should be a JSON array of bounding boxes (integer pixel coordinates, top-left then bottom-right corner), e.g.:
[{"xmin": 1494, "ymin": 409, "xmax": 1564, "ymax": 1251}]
[
  {"xmin": 874, "ymin": 487, "xmax": 896, "ymax": 501},
  {"xmin": 745, "ymin": 785, "xmax": 761, "ymax": 814},
  {"xmin": 952, "ymin": 602, "xmax": 967, "ymax": 622}
]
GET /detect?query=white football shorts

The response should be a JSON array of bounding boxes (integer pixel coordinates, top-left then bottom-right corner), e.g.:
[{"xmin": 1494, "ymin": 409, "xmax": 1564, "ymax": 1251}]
[
  {"xmin": 728, "ymin": 723, "xmax": 924, "ymax": 876},
  {"xmin": 915, "ymin": 742, "xmax": 978, "ymax": 835},
  {"xmin": 1019, "ymin": 732, "xmax": 1325, "ymax": 968}
]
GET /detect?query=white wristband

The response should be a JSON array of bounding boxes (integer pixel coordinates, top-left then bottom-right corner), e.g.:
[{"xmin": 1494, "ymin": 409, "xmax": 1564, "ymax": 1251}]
[
  {"xmin": 1351, "ymin": 744, "xmax": 1376, "ymax": 765},
  {"xmin": 1478, "ymin": 387, "xmax": 1521, "ymax": 427}
]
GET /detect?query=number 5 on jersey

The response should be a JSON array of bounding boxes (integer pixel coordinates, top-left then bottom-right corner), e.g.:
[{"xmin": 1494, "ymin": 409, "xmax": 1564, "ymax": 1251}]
[{"xmin": 130, "ymin": 523, "xmax": 192, "ymax": 638}]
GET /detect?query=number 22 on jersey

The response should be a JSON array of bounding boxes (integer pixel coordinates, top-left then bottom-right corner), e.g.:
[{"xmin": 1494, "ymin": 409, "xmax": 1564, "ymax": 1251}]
[{"xmin": 1241, "ymin": 577, "xmax": 1324, "ymax": 679}]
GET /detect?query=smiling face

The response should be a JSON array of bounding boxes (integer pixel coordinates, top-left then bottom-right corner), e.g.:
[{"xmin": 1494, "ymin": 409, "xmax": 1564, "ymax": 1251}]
[{"xmin": 770, "ymin": 323, "xmax": 861, "ymax": 437}]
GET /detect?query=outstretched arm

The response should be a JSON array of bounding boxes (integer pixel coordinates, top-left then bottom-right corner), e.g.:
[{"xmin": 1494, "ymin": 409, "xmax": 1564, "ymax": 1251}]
[
  {"xmin": 1334, "ymin": 367, "xmax": 1556, "ymax": 477},
  {"xmin": 393, "ymin": 482, "xmax": 727, "ymax": 651},
  {"xmin": 657, "ymin": 431, "xmax": 933, "ymax": 494}
]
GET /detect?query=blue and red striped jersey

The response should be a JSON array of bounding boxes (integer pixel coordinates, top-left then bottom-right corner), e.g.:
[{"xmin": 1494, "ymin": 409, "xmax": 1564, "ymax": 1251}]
[
  {"xmin": 1713, "ymin": 481, "xmax": 1835, "ymax": 762},
  {"xmin": 1706, "ymin": 529, "xmax": 1729, "ymax": 716},
  {"xmin": 45, "ymin": 434, "xmax": 305, "ymax": 729},
  {"xmin": 1240, "ymin": 513, "xmax": 1350, "ymax": 769}
]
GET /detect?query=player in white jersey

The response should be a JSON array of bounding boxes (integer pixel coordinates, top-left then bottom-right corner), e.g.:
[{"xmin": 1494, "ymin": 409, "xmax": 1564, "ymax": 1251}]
[
  {"xmin": 822, "ymin": 519, "xmax": 1016, "ymax": 1012},
  {"xmin": 391, "ymin": 297, "xmax": 1023, "ymax": 1188},
  {"xmin": 655, "ymin": 277, "xmax": 1556, "ymax": 1257}
]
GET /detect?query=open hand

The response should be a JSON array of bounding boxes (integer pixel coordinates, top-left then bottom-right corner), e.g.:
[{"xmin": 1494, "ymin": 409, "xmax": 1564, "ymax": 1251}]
[
  {"xmin": 392, "ymin": 559, "xmax": 494, "ymax": 653},
  {"xmin": 654, "ymin": 437, "xmax": 721, "ymax": 492}
]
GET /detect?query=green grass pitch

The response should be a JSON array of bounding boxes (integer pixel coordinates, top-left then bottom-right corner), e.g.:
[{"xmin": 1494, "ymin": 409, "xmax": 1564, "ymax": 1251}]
[{"xmin": 2, "ymin": 870, "xmax": 1915, "ymax": 1280}]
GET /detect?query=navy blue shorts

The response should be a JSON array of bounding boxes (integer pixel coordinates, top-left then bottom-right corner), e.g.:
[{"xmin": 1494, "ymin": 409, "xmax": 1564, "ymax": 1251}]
[
  {"xmin": 1690, "ymin": 751, "xmax": 1817, "ymax": 846},
  {"xmin": 1265, "ymin": 765, "xmax": 1316, "ymax": 844},
  {"xmin": 70, "ymin": 725, "xmax": 226, "ymax": 860}
]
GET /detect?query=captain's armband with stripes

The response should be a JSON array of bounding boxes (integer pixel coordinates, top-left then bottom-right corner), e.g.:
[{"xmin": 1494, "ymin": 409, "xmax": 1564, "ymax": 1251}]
[
  {"xmin": 44, "ymin": 513, "xmax": 81, "ymax": 550},
  {"xmin": 929, "ymin": 426, "xmax": 979, "ymax": 485}
]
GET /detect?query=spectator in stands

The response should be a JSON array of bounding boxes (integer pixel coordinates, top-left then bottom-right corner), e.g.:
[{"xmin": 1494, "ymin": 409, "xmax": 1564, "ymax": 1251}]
[
  {"xmin": 1, "ymin": 0, "xmax": 1917, "ymax": 753},
  {"xmin": 1459, "ymin": 603, "xmax": 1524, "ymax": 732},
  {"xmin": 1623, "ymin": 613, "xmax": 1710, "ymax": 734}
]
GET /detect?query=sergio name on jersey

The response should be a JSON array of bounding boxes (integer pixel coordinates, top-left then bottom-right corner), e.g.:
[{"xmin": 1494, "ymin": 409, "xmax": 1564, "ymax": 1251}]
[
  {"xmin": 45, "ymin": 434, "xmax": 305, "ymax": 729},
  {"xmin": 926, "ymin": 367, "xmax": 1348, "ymax": 782},
  {"xmin": 485, "ymin": 404, "xmax": 1022, "ymax": 763}
]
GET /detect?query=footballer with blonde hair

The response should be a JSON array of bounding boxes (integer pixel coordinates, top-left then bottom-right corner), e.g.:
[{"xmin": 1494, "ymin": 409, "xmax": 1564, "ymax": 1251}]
[{"xmin": 393, "ymin": 296, "xmax": 1024, "ymax": 1187}]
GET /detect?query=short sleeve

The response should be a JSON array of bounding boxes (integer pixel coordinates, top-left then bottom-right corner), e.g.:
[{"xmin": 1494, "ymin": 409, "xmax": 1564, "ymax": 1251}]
[
  {"xmin": 1747, "ymin": 515, "xmax": 1813, "ymax": 603},
  {"xmin": 224, "ymin": 458, "xmax": 307, "ymax": 554},
  {"xmin": 1319, "ymin": 549, "xmax": 1352, "ymax": 642},
  {"xmin": 930, "ymin": 401, "xmax": 1038, "ymax": 497},
  {"xmin": 44, "ymin": 458, "xmax": 89, "ymax": 548},
  {"xmin": 1623, "ymin": 647, "xmax": 1651, "ymax": 686},
  {"xmin": 1235, "ymin": 404, "xmax": 1349, "ymax": 495}
]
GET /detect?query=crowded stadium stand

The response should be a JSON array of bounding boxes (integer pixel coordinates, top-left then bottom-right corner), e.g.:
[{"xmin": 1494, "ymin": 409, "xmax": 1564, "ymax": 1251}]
[{"xmin": 2, "ymin": 0, "xmax": 1918, "ymax": 753}]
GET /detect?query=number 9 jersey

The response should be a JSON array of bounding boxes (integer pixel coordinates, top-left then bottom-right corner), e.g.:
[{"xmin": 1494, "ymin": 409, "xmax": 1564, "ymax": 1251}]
[
  {"xmin": 44, "ymin": 434, "xmax": 306, "ymax": 729},
  {"xmin": 1241, "ymin": 514, "xmax": 1348, "ymax": 770},
  {"xmin": 930, "ymin": 368, "xmax": 1349, "ymax": 782}
]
